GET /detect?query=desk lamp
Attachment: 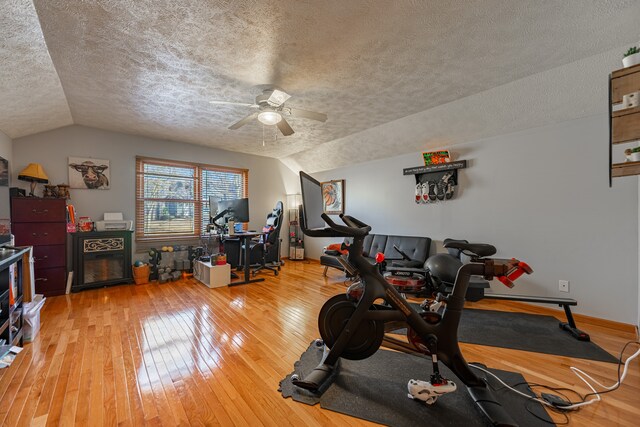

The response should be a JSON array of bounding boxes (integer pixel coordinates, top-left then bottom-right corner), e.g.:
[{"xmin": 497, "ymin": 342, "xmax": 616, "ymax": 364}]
[{"xmin": 18, "ymin": 163, "xmax": 49, "ymax": 197}]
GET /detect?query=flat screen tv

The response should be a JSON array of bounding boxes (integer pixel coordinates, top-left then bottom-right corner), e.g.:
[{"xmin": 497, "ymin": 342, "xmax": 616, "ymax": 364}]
[
  {"xmin": 299, "ymin": 171, "xmax": 326, "ymax": 230},
  {"xmin": 0, "ymin": 156, "xmax": 11, "ymax": 246},
  {"xmin": 216, "ymin": 197, "xmax": 250, "ymax": 223}
]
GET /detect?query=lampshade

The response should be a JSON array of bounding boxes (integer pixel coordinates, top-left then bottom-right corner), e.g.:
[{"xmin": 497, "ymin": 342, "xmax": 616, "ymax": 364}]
[
  {"xmin": 18, "ymin": 163, "xmax": 49, "ymax": 197},
  {"xmin": 258, "ymin": 111, "xmax": 282, "ymax": 125},
  {"xmin": 18, "ymin": 163, "xmax": 49, "ymax": 183}
]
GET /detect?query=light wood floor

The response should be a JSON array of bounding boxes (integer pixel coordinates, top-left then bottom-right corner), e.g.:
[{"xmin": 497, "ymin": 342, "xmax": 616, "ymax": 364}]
[{"xmin": 0, "ymin": 261, "xmax": 638, "ymax": 426}]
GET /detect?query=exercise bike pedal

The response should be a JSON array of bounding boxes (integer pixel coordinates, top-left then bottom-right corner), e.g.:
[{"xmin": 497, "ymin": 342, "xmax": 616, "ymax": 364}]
[{"xmin": 407, "ymin": 378, "xmax": 456, "ymax": 405}]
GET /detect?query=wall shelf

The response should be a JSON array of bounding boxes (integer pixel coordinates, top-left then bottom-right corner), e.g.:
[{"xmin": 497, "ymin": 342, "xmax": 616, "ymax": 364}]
[
  {"xmin": 612, "ymin": 161, "xmax": 640, "ymax": 177},
  {"xmin": 609, "ymin": 62, "xmax": 640, "ymax": 185},
  {"xmin": 403, "ymin": 160, "xmax": 467, "ymax": 175},
  {"xmin": 404, "ymin": 160, "xmax": 467, "ymax": 203}
]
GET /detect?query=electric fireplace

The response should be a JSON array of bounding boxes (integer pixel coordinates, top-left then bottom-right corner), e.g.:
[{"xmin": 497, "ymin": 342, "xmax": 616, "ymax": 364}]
[{"xmin": 71, "ymin": 231, "xmax": 133, "ymax": 291}]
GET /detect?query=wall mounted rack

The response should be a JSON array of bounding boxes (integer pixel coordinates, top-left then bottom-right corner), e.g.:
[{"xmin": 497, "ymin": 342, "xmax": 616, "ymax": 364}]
[{"xmin": 404, "ymin": 160, "xmax": 467, "ymax": 203}]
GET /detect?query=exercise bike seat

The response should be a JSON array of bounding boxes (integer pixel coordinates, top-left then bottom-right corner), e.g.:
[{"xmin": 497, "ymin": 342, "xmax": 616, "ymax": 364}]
[{"xmin": 443, "ymin": 241, "xmax": 496, "ymax": 258}]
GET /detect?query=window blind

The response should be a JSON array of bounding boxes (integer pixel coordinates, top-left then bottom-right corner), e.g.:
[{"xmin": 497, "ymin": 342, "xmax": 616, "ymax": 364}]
[{"xmin": 135, "ymin": 156, "xmax": 248, "ymax": 241}]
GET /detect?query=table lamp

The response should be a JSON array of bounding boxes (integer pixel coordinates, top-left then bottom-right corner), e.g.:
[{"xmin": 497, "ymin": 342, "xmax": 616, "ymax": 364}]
[{"xmin": 18, "ymin": 163, "xmax": 49, "ymax": 197}]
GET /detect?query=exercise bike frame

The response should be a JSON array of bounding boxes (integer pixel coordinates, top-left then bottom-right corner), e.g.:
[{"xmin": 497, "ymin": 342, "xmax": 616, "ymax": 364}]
[{"xmin": 295, "ymin": 213, "xmax": 519, "ymax": 426}]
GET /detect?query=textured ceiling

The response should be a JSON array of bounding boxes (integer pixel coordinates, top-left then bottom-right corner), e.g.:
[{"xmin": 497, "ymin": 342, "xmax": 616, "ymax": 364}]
[
  {"xmin": 0, "ymin": 0, "xmax": 72, "ymax": 138},
  {"xmin": 283, "ymin": 46, "xmax": 623, "ymax": 173},
  {"xmin": 1, "ymin": 0, "xmax": 639, "ymax": 167}
]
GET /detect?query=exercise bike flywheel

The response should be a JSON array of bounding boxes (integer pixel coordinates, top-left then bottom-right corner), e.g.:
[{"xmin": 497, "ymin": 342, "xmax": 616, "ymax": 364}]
[{"xmin": 318, "ymin": 294, "xmax": 385, "ymax": 360}]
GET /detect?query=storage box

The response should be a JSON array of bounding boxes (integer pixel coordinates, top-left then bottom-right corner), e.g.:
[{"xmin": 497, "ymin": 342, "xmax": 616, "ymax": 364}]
[{"xmin": 194, "ymin": 261, "xmax": 230, "ymax": 288}]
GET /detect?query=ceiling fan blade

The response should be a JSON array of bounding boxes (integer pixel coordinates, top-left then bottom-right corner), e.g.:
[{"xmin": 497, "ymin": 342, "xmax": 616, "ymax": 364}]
[
  {"xmin": 228, "ymin": 112, "xmax": 258, "ymax": 130},
  {"xmin": 210, "ymin": 100, "xmax": 257, "ymax": 108},
  {"xmin": 288, "ymin": 107, "xmax": 328, "ymax": 122},
  {"xmin": 276, "ymin": 118, "xmax": 295, "ymax": 136},
  {"xmin": 267, "ymin": 89, "xmax": 291, "ymax": 106}
]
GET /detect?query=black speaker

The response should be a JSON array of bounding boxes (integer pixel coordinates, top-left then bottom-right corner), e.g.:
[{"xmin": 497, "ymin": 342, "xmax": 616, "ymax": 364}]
[{"xmin": 9, "ymin": 187, "xmax": 25, "ymax": 197}]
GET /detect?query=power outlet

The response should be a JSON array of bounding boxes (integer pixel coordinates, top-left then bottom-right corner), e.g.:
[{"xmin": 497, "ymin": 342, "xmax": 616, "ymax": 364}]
[{"xmin": 559, "ymin": 280, "xmax": 570, "ymax": 293}]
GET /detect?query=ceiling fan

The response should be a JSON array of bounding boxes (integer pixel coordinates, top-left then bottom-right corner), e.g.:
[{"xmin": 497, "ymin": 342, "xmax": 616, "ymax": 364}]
[{"xmin": 210, "ymin": 88, "xmax": 327, "ymax": 136}]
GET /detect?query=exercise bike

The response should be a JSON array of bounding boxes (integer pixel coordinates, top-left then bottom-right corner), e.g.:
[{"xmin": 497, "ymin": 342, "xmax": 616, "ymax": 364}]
[{"xmin": 293, "ymin": 170, "xmax": 532, "ymax": 427}]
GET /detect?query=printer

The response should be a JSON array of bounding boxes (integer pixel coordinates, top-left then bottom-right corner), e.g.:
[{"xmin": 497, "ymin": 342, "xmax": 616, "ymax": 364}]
[{"xmin": 94, "ymin": 212, "xmax": 133, "ymax": 232}]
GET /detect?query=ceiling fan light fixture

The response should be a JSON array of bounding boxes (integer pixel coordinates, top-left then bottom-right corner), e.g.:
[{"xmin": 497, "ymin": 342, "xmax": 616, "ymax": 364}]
[{"xmin": 257, "ymin": 111, "xmax": 282, "ymax": 125}]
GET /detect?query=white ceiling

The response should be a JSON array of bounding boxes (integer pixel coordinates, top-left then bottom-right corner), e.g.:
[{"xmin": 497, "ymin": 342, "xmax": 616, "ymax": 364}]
[{"xmin": 1, "ymin": 0, "xmax": 639, "ymax": 170}]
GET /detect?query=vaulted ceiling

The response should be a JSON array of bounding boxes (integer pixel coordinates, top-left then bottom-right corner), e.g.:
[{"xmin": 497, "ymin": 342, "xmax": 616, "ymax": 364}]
[{"xmin": 2, "ymin": 0, "xmax": 639, "ymax": 170}]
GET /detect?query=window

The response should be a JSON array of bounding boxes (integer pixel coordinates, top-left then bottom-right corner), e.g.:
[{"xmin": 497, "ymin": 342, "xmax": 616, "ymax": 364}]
[{"xmin": 135, "ymin": 157, "xmax": 248, "ymax": 240}]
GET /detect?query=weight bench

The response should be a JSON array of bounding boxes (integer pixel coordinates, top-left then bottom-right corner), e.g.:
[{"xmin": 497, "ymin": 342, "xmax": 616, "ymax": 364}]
[{"xmin": 482, "ymin": 294, "xmax": 590, "ymax": 341}]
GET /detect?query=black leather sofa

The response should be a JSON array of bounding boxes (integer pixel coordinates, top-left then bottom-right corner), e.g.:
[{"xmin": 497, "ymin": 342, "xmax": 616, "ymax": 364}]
[{"xmin": 320, "ymin": 234, "xmax": 432, "ymax": 276}]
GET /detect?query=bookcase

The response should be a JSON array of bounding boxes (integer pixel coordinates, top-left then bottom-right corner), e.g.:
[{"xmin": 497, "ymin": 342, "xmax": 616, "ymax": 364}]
[
  {"xmin": 288, "ymin": 206, "xmax": 304, "ymax": 260},
  {"xmin": 609, "ymin": 63, "xmax": 640, "ymax": 184},
  {"xmin": 0, "ymin": 247, "xmax": 28, "ymax": 347}
]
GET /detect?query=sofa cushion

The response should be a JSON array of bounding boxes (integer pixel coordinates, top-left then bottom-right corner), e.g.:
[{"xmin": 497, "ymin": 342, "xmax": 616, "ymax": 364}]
[
  {"xmin": 368, "ymin": 235, "xmax": 388, "ymax": 257},
  {"xmin": 322, "ymin": 233, "xmax": 431, "ymax": 274},
  {"xmin": 383, "ymin": 235, "xmax": 431, "ymax": 263}
]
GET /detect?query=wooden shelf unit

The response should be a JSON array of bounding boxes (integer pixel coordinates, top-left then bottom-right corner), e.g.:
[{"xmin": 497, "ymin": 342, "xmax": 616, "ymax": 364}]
[
  {"xmin": 0, "ymin": 247, "xmax": 29, "ymax": 347},
  {"xmin": 609, "ymin": 63, "xmax": 640, "ymax": 185}
]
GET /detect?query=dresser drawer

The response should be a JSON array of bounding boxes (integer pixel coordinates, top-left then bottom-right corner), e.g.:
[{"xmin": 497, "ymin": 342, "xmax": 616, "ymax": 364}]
[
  {"xmin": 33, "ymin": 267, "xmax": 67, "ymax": 297},
  {"xmin": 32, "ymin": 245, "xmax": 66, "ymax": 269},
  {"xmin": 13, "ymin": 222, "xmax": 67, "ymax": 246},
  {"xmin": 11, "ymin": 198, "xmax": 66, "ymax": 222}
]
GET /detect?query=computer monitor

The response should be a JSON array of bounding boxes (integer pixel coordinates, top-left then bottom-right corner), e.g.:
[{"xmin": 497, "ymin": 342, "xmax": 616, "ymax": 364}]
[
  {"xmin": 216, "ymin": 197, "xmax": 250, "ymax": 223},
  {"xmin": 299, "ymin": 171, "xmax": 326, "ymax": 230}
]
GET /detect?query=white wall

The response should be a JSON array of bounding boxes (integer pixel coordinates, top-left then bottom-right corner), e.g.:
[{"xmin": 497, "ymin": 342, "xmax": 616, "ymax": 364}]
[
  {"xmin": 306, "ymin": 115, "xmax": 638, "ymax": 324},
  {"xmin": 12, "ymin": 125, "xmax": 298, "ymax": 255}
]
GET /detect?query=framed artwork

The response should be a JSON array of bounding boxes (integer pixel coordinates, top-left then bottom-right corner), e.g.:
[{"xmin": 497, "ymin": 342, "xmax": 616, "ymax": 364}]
[
  {"xmin": 0, "ymin": 157, "xmax": 8, "ymax": 186},
  {"xmin": 321, "ymin": 179, "xmax": 345, "ymax": 214},
  {"xmin": 68, "ymin": 157, "xmax": 110, "ymax": 189}
]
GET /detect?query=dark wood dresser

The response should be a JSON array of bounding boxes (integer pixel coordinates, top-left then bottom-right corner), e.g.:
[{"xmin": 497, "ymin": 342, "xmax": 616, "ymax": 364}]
[{"xmin": 11, "ymin": 197, "xmax": 67, "ymax": 296}]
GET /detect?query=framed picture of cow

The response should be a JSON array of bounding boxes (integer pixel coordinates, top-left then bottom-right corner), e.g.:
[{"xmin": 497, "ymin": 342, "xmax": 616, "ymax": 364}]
[{"xmin": 68, "ymin": 157, "xmax": 110, "ymax": 190}]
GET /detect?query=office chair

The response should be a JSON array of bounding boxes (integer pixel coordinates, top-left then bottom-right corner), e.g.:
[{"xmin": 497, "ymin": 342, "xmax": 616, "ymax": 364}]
[{"xmin": 250, "ymin": 201, "xmax": 284, "ymax": 276}]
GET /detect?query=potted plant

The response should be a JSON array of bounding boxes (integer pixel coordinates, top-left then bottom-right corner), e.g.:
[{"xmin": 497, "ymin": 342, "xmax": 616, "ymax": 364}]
[
  {"xmin": 624, "ymin": 146, "xmax": 640, "ymax": 162},
  {"xmin": 623, "ymin": 46, "xmax": 640, "ymax": 68}
]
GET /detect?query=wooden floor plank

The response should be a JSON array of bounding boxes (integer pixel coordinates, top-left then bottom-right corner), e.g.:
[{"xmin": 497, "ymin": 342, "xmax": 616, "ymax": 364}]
[{"xmin": 0, "ymin": 261, "xmax": 637, "ymax": 426}]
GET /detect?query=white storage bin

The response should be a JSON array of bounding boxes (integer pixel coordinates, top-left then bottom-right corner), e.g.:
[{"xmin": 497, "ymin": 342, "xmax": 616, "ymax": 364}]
[{"xmin": 23, "ymin": 294, "xmax": 46, "ymax": 343}]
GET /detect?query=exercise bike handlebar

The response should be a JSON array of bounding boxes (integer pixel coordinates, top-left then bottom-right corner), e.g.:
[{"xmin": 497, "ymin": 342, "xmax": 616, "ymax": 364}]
[{"xmin": 320, "ymin": 213, "xmax": 371, "ymax": 237}]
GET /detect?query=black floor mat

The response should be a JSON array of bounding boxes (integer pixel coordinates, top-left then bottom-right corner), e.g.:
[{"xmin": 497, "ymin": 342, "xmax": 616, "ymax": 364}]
[
  {"xmin": 391, "ymin": 306, "xmax": 617, "ymax": 363},
  {"xmin": 280, "ymin": 343, "xmax": 554, "ymax": 427},
  {"xmin": 457, "ymin": 309, "xmax": 617, "ymax": 363}
]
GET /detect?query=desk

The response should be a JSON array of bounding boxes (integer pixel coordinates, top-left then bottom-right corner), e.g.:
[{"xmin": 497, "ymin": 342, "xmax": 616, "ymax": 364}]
[{"xmin": 225, "ymin": 232, "xmax": 265, "ymax": 286}]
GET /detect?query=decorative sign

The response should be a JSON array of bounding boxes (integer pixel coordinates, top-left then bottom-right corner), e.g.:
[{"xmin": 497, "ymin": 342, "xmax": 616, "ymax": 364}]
[{"xmin": 422, "ymin": 150, "xmax": 450, "ymax": 165}]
